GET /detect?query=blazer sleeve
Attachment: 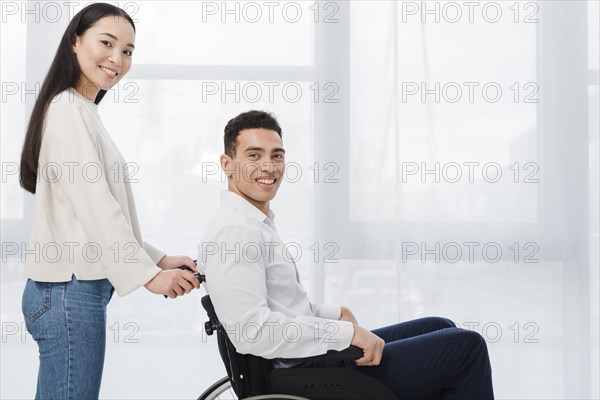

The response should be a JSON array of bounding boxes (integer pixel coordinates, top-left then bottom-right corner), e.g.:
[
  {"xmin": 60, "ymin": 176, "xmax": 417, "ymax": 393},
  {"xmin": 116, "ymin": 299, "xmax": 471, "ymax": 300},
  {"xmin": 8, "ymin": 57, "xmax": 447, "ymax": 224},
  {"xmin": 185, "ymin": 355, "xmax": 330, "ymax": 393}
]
[
  {"xmin": 144, "ymin": 241, "xmax": 166, "ymax": 264},
  {"xmin": 44, "ymin": 102, "xmax": 161, "ymax": 296}
]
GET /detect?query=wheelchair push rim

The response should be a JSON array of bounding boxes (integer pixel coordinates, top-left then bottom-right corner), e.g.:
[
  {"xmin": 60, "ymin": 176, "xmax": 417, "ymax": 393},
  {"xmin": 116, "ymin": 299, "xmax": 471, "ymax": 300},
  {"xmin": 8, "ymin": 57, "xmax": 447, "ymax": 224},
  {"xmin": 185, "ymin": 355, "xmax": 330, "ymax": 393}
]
[{"xmin": 198, "ymin": 377, "xmax": 235, "ymax": 400}]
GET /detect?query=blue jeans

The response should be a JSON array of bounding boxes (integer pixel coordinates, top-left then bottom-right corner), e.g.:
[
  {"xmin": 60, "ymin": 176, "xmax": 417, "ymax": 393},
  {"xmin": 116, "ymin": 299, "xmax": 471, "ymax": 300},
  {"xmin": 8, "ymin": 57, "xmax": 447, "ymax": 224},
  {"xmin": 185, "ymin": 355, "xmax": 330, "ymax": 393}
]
[{"xmin": 22, "ymin": 276, "xmax": 114, "ymax": 400}]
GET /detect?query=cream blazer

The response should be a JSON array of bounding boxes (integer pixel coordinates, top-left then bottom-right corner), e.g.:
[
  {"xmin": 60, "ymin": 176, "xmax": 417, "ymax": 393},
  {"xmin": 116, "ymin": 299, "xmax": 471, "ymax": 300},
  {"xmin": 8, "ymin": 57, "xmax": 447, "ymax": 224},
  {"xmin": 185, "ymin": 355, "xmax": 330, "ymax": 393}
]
[{"xmin": 24, "ymin": 87, "xmax": 163, "ymax": 296}]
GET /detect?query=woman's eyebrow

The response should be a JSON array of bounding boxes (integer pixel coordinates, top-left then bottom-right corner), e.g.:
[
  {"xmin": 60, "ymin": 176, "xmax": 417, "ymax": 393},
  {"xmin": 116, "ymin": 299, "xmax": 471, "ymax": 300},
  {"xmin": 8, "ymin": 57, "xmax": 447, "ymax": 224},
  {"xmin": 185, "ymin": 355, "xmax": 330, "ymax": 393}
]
[{"xmin": 99, "ymin": 32, "xmax": 135, "ymax": 49}]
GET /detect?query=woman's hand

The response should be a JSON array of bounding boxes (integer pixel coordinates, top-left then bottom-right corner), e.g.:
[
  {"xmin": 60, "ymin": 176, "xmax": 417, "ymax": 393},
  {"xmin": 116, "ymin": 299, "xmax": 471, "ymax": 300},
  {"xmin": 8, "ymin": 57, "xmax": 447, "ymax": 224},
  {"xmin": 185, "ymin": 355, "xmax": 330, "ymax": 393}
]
[
  {"xmin": 340, "ymin": 306, "xmax": 359, "ymax": 326},
  {"xmin": 144, "ymin": 269, "xmax": 200, "ymax": 298},
  {"xmin": 157, "ymin": 255, "xmax": 197, "ymax": 271}
]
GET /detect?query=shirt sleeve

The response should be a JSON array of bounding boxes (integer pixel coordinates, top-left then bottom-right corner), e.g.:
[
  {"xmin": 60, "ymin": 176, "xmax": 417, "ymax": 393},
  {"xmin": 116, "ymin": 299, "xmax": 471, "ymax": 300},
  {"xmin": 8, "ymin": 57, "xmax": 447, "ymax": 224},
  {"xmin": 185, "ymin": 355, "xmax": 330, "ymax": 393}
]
[
  {"xmin": 204, "ymin": 225, "xmax": 354, "ymax": 359},
  {"xmin": 310, "ymin": 303, "xmax": 342, "ymax": 320},
  {"xmin": 45, "ymin": 102, "xmax": 161, "ymax": 296}
]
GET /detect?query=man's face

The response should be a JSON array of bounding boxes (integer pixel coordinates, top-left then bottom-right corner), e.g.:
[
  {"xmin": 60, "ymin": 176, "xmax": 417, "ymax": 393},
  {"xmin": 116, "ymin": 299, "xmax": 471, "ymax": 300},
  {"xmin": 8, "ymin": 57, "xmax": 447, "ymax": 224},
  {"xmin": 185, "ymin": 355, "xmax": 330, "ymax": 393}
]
[{"xmin": 221, "ymin": 128, "xmax": 285, "ymax": 213}]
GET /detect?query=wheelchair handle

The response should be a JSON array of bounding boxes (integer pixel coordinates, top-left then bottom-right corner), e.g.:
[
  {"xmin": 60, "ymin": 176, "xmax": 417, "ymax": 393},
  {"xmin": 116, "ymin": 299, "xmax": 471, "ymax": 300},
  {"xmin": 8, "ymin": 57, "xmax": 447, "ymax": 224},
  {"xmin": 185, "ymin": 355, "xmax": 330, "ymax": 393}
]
[{"xmin": 162, "ymin": 262, "xmax": 205, "ymax": 298}]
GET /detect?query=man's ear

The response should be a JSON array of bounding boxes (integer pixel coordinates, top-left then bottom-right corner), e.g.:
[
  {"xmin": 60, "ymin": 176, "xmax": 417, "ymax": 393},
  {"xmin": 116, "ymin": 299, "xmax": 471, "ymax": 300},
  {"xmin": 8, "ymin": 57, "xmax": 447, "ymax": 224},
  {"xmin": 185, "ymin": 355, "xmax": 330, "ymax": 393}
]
[{"xmin": 220, "ymin": 154, "xmax": 233, "ymax": 177}]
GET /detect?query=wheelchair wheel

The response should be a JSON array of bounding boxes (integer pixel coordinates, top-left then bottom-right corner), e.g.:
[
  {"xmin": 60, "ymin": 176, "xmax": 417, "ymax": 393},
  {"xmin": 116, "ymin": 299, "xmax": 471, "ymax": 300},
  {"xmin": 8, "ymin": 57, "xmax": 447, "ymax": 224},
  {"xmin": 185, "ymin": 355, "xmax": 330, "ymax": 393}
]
[
  {"xmin": 198, "ymin": 376, "xmax": 308, "ymax": 400},
  {"xmin": 198, "ymin": 377, "xmax": 236, "ymax": 400},
  {"xmin": 246, "ymin": 396, "xmax": 308, "ymax": 399}
]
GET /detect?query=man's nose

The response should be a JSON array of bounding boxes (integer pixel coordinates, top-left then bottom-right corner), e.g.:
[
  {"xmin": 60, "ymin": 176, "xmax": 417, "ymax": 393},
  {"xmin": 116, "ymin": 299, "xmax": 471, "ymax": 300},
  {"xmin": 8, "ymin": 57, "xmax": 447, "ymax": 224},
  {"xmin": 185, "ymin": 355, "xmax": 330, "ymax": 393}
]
[{"xmin": 260, "ymin": 161, "xmax": 276, "ymax": 173}]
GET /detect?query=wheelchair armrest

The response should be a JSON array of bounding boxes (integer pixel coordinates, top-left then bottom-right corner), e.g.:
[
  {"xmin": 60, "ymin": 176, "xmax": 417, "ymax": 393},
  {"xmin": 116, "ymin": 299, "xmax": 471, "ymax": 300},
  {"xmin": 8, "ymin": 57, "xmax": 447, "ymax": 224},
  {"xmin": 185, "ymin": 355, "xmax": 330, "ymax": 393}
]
[{"xmin": 281, "ymin": 345, "xmax": 364, "ymax": 364}]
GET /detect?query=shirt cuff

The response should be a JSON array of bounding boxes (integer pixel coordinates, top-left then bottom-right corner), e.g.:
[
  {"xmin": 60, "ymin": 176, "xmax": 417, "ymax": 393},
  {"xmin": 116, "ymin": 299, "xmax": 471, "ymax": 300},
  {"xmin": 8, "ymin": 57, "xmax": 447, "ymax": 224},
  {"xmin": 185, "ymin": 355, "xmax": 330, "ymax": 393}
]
[{"xmin": 327, "ymin": 320, "xmax": 355, "ymax": 351}]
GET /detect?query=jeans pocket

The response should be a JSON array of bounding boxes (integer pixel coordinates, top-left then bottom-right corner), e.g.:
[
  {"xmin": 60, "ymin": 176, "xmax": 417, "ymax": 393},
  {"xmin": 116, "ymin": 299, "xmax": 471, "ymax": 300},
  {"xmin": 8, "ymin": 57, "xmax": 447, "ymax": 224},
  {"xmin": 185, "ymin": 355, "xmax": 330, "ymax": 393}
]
[{"xmin": 22, "ymin": 279, "xmax": 52, "ymax": 323}]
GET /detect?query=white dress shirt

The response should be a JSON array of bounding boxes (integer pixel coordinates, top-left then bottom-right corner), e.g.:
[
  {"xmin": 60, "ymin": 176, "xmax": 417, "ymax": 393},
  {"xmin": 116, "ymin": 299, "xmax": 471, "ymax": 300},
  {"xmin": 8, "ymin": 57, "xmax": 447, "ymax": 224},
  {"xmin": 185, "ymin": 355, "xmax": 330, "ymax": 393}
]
[
  {"xmin": 199, "ymin": 191, "xmax": 354, "ymax": 360},
  {"xmin": 24, "ymin": 87, "xmax": 163, "ymax": 296}
]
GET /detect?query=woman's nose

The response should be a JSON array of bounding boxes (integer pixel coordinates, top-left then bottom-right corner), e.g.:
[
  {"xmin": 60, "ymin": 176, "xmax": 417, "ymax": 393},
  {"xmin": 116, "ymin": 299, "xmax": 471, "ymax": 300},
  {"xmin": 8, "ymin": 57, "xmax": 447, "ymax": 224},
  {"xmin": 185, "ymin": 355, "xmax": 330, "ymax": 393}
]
[{"xmin": 109, "ymin": 51, "xmax": 122, "ymax": 67}]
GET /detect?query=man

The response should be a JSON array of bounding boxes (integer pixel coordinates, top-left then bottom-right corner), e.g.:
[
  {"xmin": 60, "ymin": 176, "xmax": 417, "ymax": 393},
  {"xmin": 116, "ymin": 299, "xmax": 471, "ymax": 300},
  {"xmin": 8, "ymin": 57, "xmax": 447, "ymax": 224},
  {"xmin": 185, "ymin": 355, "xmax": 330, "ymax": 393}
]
[{"xmin": 200, "ymin": 110, "xmax": 494, "ymax": 398}]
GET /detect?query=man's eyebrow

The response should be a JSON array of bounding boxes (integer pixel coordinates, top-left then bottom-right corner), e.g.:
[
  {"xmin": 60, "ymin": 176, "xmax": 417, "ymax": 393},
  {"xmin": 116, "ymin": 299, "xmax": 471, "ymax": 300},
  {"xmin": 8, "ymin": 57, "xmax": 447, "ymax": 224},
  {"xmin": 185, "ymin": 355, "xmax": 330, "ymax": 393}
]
[
  {"xmin": 100, "ymin": 32, "xmax": 135, "ymax": 49},
  {"xmin": 243, "ymin": 146, "xmax": 264, "ymax": 153},
  {"xmin": 243, "ymin": 146, "xmax": 286, "ymax": 154}
]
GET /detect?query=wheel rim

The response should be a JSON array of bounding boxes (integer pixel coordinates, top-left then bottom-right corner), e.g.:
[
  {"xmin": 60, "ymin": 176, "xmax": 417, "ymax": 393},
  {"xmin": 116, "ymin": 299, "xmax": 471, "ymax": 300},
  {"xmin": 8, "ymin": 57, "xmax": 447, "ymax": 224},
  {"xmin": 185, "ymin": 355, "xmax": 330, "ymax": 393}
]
[{"xmin": 198, "ymin": 377, "xmax": 237, "ymax": 400}]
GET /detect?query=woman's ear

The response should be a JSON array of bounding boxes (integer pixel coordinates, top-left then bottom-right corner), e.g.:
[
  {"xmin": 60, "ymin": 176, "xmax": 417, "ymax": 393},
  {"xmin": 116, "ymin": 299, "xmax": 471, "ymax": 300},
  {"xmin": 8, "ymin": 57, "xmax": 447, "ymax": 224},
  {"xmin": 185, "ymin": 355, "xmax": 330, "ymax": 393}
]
[{"xmin": 72, "ymin": 35, "xmax": 80, "ymax": 54}]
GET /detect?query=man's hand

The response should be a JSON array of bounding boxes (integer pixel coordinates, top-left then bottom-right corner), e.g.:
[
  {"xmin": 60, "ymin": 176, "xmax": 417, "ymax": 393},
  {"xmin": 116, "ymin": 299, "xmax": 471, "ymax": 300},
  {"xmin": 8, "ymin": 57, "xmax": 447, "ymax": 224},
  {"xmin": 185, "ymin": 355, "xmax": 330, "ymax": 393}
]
[
  {"xmin": 351, "ymin": 325, "xmax": 385, "ymax": 366},
  {"xmin": 144, "ymin": 269, "xmax": 200, "ymax": 298},
  {"xmin": 340, "ymin": 306, "xmax": 359, "ymax": 326},
  {"xmin": 157, "ymin": 255, "xmax": 197, "ymax": 271}
]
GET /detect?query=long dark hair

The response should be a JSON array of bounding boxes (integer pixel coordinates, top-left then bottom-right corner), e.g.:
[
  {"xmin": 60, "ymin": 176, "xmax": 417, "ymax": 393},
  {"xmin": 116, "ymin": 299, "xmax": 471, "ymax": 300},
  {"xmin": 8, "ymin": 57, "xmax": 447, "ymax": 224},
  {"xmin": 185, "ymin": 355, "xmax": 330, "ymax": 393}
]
[{"xmin": 19, "ymin": 3, "xmax": 136, "ymax": 194}]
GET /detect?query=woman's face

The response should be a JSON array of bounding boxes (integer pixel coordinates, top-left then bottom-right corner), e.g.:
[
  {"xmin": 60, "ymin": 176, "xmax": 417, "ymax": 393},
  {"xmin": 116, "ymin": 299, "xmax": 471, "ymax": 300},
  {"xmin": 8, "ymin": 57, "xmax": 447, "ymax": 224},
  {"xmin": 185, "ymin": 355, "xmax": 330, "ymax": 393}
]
[{"xmin": 72, "ymin": 15, "xmax": 135, "ymax": 100}]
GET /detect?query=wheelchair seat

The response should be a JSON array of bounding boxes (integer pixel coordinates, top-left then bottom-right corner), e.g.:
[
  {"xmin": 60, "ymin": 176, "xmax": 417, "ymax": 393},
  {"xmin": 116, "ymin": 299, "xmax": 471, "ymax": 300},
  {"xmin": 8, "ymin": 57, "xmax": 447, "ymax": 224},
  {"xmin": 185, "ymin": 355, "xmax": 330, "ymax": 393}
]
[{"xmin": 200, "ymin": 294, "xmax": 397, "ymax": 400}]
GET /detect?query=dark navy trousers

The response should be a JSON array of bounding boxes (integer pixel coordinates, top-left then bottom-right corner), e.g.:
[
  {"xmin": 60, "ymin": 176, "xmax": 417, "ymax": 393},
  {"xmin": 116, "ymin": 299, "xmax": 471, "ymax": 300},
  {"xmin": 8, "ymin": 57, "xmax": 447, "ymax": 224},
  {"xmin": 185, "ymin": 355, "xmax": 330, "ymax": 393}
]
[{"xmin": 348, "ymin": 317, "xmax": 494, "ymax": 399}]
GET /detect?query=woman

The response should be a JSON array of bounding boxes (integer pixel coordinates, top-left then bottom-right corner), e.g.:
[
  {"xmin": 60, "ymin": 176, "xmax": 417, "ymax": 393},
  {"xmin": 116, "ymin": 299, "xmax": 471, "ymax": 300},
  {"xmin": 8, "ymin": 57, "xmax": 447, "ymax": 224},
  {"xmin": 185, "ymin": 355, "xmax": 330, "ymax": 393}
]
[{"xmin": 19, "ymin": 3, "xmax": 200, "ymax": 398}]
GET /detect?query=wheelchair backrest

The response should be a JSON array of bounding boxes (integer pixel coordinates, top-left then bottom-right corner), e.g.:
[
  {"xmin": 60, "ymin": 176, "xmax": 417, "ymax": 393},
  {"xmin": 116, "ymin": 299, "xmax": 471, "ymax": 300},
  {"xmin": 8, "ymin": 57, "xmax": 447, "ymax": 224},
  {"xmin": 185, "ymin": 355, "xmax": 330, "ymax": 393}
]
[{"xmin": 201, "ymin": 295, "xmax": 274, "ymax": 398}]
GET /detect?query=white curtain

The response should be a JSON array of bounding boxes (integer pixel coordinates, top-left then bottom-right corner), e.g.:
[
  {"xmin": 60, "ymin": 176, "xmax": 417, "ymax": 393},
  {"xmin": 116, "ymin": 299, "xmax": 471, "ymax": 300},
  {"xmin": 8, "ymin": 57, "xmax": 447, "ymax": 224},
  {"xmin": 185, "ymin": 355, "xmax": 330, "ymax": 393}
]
[{"xmin": 1, "ymin": 1, "xmax": 598, "ymax": 399}]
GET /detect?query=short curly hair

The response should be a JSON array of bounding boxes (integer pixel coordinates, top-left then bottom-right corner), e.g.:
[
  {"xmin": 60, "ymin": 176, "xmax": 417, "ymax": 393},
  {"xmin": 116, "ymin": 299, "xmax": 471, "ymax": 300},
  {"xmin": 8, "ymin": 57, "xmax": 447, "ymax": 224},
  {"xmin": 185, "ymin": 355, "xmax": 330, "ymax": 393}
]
[{"xmin": 224, "ymin": 110, "xmax": 282, "ymax": 157}]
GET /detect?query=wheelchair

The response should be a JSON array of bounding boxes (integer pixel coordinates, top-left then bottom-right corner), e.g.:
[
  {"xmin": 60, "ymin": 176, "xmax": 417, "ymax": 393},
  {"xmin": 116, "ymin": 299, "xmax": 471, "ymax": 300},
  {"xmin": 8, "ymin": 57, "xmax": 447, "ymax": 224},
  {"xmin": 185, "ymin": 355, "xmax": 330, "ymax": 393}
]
[{"xmin": 196, "ymin": 288, "xmax": 397, "ymax": 400}]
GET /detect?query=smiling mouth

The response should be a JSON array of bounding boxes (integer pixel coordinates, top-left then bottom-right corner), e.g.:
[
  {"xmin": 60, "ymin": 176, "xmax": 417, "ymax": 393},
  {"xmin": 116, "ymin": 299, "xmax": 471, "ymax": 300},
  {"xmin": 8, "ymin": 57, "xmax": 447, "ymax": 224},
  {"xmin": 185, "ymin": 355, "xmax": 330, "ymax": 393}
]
[
  {"xmin": 100, "ymin": 66, "xmax": 118, "ymax": 77},
  {"xmin": 256, "ymin": 178, "xmax": 276, "ymax": 185}
]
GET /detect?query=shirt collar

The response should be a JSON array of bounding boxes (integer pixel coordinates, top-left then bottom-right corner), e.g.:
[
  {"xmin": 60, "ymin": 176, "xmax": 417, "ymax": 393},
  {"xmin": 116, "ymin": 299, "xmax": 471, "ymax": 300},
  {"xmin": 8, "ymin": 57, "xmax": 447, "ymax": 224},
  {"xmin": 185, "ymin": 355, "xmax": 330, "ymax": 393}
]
[{"xmin": 220, "ymin": 191, "xmax": 276, "ymax": 224}]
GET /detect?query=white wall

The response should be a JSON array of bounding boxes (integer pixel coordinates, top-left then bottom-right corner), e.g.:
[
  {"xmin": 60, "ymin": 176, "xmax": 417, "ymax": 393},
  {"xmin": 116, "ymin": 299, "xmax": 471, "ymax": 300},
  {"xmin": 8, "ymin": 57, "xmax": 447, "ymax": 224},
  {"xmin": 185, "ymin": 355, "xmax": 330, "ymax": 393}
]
[{"xmin": 1, "ymin": 1, "xmax": 598, "ymax": 398}]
